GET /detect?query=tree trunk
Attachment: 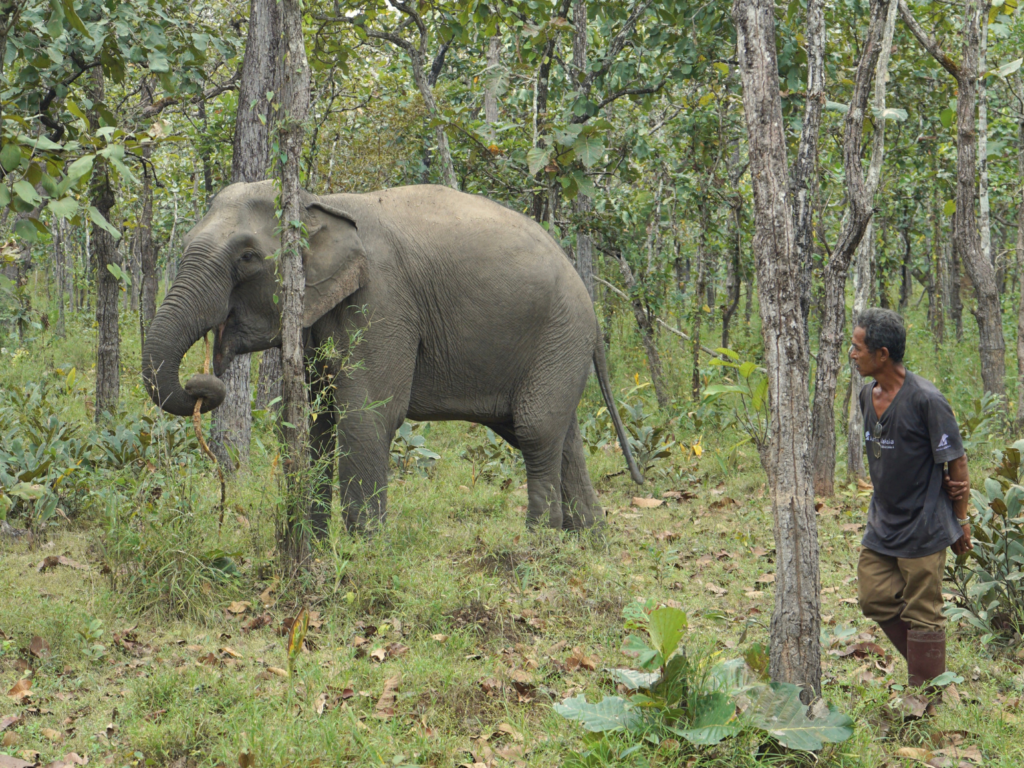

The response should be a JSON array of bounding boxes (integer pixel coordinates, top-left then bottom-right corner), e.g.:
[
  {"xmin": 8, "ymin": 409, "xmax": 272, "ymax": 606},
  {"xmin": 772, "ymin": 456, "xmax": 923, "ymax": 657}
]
[
  {"xmin": 722, "ymin": 139, "xmax": 744, "ymax": 349},
  {"xmin": 617, "ymin": 256, "xmax": 669, "ymax": 409},
  {"xmin": 1013, "ymin": 8, "xmax": 1024, "ymax": 432},
  {"xmin": 900, "ymin": 0, "xmax": 1006, "ymax": 395},
  {"xmin": 978, "ymin": 2, "xmax": 992, "ymax": 270},
  {"xmin": 734, "ymin": 0, "xmax": 821, "ymax": 698},
  {"xmin": 88, "ymin": 67, "xmax": 121, "ymax": 422},
  {"xmin": 484, "ymin": 35, "xmax": 501, "ymax": 124},
  {"xmin": 215, "ymin": 0, "xmax": 282, "ymax": 469},
  {"xmin": 899, "ymin": 223, "xmax": 912, "ymax": 310},
  {"xmin": 572, "ymin": 0, "xmax": 594, "ymax": 300},
  {"xmin": 54, "ymin": 219, "xmax": 65, "ymax": 338},
  {"xmin": 279, "ymin": 0, "xmax": 311, "ymax": 565},
  {"xmin": 692, "ymin": 197, "xmax": 710, "ymax": 400},
  {"xmin": 932, "ymin": 186, "xmax": 947, "ymax": 343},
  {"xmin": 811, "ymin": 0, "xmax": 895, "ymax": 498},
  {"xmin": 792, "ymin": 0, "xmax": 825, "ymax": 339}
]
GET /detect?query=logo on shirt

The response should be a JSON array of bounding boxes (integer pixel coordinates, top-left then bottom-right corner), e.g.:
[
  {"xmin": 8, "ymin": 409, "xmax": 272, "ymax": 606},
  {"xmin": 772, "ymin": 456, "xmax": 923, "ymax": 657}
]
[{"xmin": 937, "ymin": 433, "xmax": 950, "ymax": 450}]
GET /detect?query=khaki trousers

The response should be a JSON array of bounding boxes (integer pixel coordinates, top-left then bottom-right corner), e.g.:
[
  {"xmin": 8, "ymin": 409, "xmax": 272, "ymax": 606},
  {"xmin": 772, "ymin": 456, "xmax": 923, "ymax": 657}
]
[{"xmin": 857, "ymin": 547, "xmax": 947, "ymax": 631}]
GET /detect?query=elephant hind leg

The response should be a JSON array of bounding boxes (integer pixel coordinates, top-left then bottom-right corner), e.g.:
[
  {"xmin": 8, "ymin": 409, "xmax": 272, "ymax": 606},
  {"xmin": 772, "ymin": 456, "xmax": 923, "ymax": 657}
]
[
  {"xmin": 560, "ymin": 415, "xmax": 601, "ymax": 531},
  {"xmin": 513, "ymin": 425, "xmax": 564, "ymax": 530},
  {"xmin": 337, "ymin": 413, "xmax": 392, "ymax": 534}
]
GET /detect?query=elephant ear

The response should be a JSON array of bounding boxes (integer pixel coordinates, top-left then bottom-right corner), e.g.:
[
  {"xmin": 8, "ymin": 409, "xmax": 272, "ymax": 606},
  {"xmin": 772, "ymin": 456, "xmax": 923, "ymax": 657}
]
[{"xmin": 301, "ymin": 200, "xmax": 368, "ymax": 327}]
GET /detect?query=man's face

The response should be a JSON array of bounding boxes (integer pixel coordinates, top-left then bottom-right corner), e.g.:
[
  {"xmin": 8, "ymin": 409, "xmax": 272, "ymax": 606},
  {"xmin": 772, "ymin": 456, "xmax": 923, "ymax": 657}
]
[{"xmin": 849, "ymin": 326, "xmax": 885, "ymax": 377}]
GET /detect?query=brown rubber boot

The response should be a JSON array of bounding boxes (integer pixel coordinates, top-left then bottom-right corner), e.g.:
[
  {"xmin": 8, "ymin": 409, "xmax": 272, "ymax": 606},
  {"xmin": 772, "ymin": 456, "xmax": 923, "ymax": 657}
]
[
  {"xmin": 907, "ymin": 629, "xmax": 945, "ymax": 701},
  {"xmin": 877, "ymin": 617, "xmax": 910, "ymax": 660}
]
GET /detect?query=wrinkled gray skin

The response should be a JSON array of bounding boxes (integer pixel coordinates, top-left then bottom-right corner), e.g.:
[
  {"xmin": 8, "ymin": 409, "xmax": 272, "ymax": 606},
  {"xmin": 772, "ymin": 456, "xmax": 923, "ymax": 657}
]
[{"xmin": 142, "ymin": 181, "xmax": 642, "ymax": 536}]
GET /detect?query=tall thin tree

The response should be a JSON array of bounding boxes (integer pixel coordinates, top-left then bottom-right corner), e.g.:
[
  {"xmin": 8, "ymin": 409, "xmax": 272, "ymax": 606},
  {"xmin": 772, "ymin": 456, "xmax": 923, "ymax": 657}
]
[
  {"xmin": 733, "ymin": 0, "xmax": 821, "ymax": 696},
  {"xmin": 211, "ymin": 0, "xmax": 282, "ymax": 469}
]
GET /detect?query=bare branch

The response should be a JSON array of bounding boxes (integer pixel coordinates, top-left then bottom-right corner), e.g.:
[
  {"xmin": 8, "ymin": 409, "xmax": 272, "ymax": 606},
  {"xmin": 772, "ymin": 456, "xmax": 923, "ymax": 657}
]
[{"xmin": 898, "ymin": 0, "xmax": 961, "ymax": 79}]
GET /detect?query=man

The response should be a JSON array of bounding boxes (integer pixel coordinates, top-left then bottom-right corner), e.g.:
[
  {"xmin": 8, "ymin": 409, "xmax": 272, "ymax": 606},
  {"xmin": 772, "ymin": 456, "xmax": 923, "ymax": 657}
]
[{"xmin": 849, "ymin": 308, "xmax": 972, "ymax": 692}]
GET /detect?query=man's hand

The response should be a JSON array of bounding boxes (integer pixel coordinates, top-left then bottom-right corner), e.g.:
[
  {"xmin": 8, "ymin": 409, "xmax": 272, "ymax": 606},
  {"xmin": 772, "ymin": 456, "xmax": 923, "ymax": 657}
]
[
  {"xmin": 942, "ymin": 472, "xmax": 970, "ymax": 501},
  {"xmin": 951, "ymin": 522, "xmax": 973, "ymax": 555}
]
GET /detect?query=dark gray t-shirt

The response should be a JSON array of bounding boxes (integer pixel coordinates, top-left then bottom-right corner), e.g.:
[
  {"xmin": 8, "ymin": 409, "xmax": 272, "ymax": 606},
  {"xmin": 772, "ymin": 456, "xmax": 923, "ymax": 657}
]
[{"xmin": 860, "ymin": 372, "xmax": 965, "ymax": 558}]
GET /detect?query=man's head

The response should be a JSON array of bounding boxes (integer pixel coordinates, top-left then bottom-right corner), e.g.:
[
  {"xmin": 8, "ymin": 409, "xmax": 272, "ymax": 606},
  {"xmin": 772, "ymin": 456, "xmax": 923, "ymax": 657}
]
[{"xmin": 850, "ymin": 308, "xmax": 905, "ymax": 377}]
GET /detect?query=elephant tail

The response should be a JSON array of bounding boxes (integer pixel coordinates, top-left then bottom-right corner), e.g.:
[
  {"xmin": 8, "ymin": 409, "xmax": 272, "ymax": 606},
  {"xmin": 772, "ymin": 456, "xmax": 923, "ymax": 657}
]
[{"xmin": 593, "ymin": 323, "xmax": 644, "ymax": 485}]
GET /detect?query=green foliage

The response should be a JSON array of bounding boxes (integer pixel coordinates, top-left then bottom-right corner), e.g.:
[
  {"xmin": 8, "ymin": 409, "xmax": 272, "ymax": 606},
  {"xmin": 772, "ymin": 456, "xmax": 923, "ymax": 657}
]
[
  {"xmin": 617, "ymin": 396, "xmax": 677, "ymax": 477},
  {"xmin": 460, "ymin": 427, "xmax": 523, "ymax": 487},
  {"xmin": 958, "ymin": 392, "xmax": 1003, "ymax": 455},
  {"xmin": 389, "ymin": 421, "xmax": 440, "ymax": 477},
  {"xmin": 74, "ymin": 617, "xmax": 107, "ymax": 662},
  {"xmin": 555, "ymin": 604, "xmax": 853, "ymax": 755},
  {"xmin": 702, "ymin": 348, "xmax": 770, "ymax": 460},
  {"xmin": 945, "ymin": 441, "xmax": 1024, "ymax": 643}
]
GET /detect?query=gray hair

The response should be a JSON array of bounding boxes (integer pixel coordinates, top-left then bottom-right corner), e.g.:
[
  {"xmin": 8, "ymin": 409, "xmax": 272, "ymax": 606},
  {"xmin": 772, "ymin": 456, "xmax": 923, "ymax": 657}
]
[{"xmin": 855, "ymin": 308, "xmax": 905, "ymax": 363}]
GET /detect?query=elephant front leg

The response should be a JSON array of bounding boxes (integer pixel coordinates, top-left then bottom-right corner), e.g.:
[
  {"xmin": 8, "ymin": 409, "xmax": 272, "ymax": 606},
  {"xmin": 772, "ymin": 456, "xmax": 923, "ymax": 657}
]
[{"xmin": 337, "ymin": 414, "xmax": 391, "ymax": 534}]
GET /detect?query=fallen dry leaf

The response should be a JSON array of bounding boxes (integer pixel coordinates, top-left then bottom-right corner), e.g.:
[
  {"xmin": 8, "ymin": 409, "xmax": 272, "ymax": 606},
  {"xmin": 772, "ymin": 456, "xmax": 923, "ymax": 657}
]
[
  {"xmin": 40, "ymin": 727, "xmax": 62, "ymax": 742},
  {"xmin": 653, "ymin": 530, "xmax": 679, "ymax": 542},
  {"xmin": 220, "ymin": 647, "xmax": 242, "ymax": 659},
  {"xmin": 431, "ymin": 633, "xmax": 449, "ymax": 642},
  {"xmin": 897, "ymin": 693, "xmax": 930, "ymax": 719},
  {"xmin": 266, "ymin": 666, "xmax": 288, "ymax": 677},
  {"xmin": 227, "ymin": 601, "xmax": 251, "ymax": 615},
  {"xmin": 566, "ymin": 647, "xmax": 598, "ymax": 672},
  {"xmin": 36, "ymin": 556, "xmax": 87, "ymax": 573},
  {"xmin": 632, "ymin": 497, "xmax": 663, "ymax": 508},
  {"xmin": 370, "ymin": 648, "xmax": 388, "ymax": 663},
  {"xmin": 315, "ymin": 692, "xmax": 329, "ymax": 715},
  {"xmin": 831, "ymin": 642, "xmax": 886, "ymax": 659},
  {"xmin": 755, "ymin": 573, "xmax": 775, "ymax": 584},
  {"xmin": 241, "ymin": 613, "xmax": 272, "ymax": 633},
  {"xmin": 705, "ymin": 583, "xmax": 727, "ymax": 597},
  {"xmin": 6, "ymin": 678, "xmax": 30, "ymax": 701},
  {"xmin": 0, "ymin": 715, "xmax": 20, "ymax": 732},
  {"xmin": 496, "ymin": 722, "xmax": 523, "ymax": 741},
  {"xmin": 0, "ymin": 755, "xmax": 34, "ymax": 768},
  {"xmin": 29, "ymin": 636, "xmax": 50, "ymax": 659},
  {"xmin": 895, "ymin": 746, "xmax": 933, "ymax": 760},
  {"xmin": 374, "ymin": 675, "xmax": 401, "ymax": 719},
  {"xmin": 840, "ymin": 523, "xmax": 863, "ymax": 533},
  {"xmin": 935, "ymin": 745, "xmax": 983, "ymax": 764}
]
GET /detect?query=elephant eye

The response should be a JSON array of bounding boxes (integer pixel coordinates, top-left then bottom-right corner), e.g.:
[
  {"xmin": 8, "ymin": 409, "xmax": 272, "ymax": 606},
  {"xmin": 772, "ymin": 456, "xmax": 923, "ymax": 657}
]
[{"xmin": 240, "ymin": 250, "xmax": 259, "ymax": 263}]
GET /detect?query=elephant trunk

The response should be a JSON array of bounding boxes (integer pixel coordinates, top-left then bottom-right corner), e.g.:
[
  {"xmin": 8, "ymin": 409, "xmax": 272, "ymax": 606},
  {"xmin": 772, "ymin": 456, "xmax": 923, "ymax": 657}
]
[{"xmin": 142, "ymin": 261, "xmax": 231, "ymax": 416}]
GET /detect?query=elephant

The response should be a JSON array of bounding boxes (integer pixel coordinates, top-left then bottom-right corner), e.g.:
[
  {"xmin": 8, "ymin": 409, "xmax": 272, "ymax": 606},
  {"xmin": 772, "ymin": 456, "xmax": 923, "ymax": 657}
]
[{"xmin": 142, "ymin": 180, "xmax": 642, "ymax": 536}]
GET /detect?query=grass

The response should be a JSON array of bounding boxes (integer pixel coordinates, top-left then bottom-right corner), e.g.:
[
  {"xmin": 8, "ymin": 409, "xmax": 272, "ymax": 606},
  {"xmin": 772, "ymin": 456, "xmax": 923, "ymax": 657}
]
[{"xmin": 2, "ymin": 297, "xmax": 1024, "ymax": 767}]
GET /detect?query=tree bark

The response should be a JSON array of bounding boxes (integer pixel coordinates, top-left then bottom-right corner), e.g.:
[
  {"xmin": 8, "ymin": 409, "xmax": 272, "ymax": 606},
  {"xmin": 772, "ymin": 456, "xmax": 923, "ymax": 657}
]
[
  {"xmin": 792, "ymin": 0, "xmax": 825, "ymax": 338},
  {"xmin": 900, "ymin": 0, "xmax": 1005, "ymax": 396},
  {"xmin": 811, "ymin": 0, "xmax": 895, "ymax": 497},
  {"xmin": 1013, "ymin": 3, "xmax": 1024, "ymax": 432},
  {"xmin": 215, "ymin": 0, "xmax": 282, "ymax": 469},
  {"xmin": 88, "ymin": 67, "xmax": 121, "ymax": 422},
  {"xmin": 978, "ymin": 2, "xmax": 992, "ymax": 270},
  {"xmin": 692, "ymin": 196, "xmax": 710, "ymax": 400},
  {"xmin": 722, "ymin": 139, "xmax": 743, "ymax": 349},
  {"xmin": 572, "ymin": 0, "xmax": 594, "ymax": 300},
  {"xmin": 279, "ymin": 0, "xmax": 311, "ymax": 565},
  {"xmin": 484, "ymin": 35, "xmax": 501, "ymax": 124},
  {"xmin": 734, "ymin": 0, "xmax": 821, "ymax": 698},
  {"xmin": 931, "ymin": 184, "xmax": 946, "ymax": 343},
  {"xmin": 54, "ymin": 219, "xmax": 65, "ymax": 338}
]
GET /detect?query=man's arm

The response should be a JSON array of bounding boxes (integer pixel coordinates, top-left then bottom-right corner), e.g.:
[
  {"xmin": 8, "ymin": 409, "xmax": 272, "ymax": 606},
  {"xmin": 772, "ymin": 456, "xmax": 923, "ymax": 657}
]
[{"xmin": 947, "ymin": 454, "xmax": 973, "ymax": 555}]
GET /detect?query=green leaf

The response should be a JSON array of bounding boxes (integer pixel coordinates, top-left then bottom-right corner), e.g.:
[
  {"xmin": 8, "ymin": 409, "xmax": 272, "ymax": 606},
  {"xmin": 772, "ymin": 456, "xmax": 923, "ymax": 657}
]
[
  {"xmin": 62, "ymin": 0, "xmax": 91, "ymax": 39},
  {"xmin": 943, "ymin": 200, "xmax": 956, "ymax": 217},
  {"xmin": 648, "ymin": 607, "xmax": 687, "ymax": 661},
  {"xmin": 47, "ymin": 196, "xmax": 78, "ymax": 220},
  {"xmin": 10, "ymin": 482, "xmax": 47, "ymax": 500},
  {"xmin": 928, "ymin": 671, "xmax": 964, "ymax": 687},
  {"xmin": 874, "ymin": 107, "xmax": 908, "ymax": 122},
  {"xmin": 13, "ymin": 219, "xmax": 38, "ymax": 243},
  {"xmin": 0, "ymin": 144, "xmax": 23, "ymax": 172},
  {"xmin": 668, "ymin": 691, "xmax": 741, "ymax": 745},
  {"xmin": 13, "ymin": 180, "xmax": 41, "ymax": 207},
  {"xmin": 526, "ymin": 145, "xmax": 552, "ymax": 176},
  {"xmin": 739, "ymin": 361, "xmax": 757, "ymax": 378},
  {"xmin": 99, "ymin": 144, "xmax": 136, "ymax": 184},
  {"xmin": 0, "ymin": 493, "xmax": 11, "ymax": 520},
  {"xmin": 607, "ymin": 668, "xmax": 660, "ymax": 690},
  {"xmin": 553, "ymin": 695, "xmax": 642, "ymax": 733},
  {"xmin": 715, "ymin": 347, "xmax": 740, "ymax": 360},
  {"xmin": 88, "ymin": 205, "xmax": 122, "ymax": 240},
  {"xmin": 56, "ymin": 154, "xmax": 94, "ymax": 195},
  {"xmin": 989, "ymin": 57, "xmax": 1023, "ymax": 79},
  {"xmin": 0, "ymin": 185, "xmax": 10, "ymax": 207},
  {"xmin": 744, "ymin": 683, "xmax": 854, "ymax": 750},
  {"xmin": 940, "ymin": 107, "xmax": 955, "ymax": 129},
  {"xmin": 148, "ymin": 49, "xmax": 170, "ymax": 73},
  {"xmin": 703, "ymin": 384, "xmax": 747, "ymax": 398},
  {"xmin": 825, "ymin": 100, "xmax": 849, "ymax": 113},
  {"xmin": 573, "ymin": 134, "xmax": 605, "ymax": 167}
]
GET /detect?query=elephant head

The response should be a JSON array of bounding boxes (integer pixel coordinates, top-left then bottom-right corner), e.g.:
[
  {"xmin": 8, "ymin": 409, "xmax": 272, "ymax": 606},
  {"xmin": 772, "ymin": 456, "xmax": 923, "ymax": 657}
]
[{"xmin": 142, "ymin": 180, "xmax": 367, "ymax": 416}]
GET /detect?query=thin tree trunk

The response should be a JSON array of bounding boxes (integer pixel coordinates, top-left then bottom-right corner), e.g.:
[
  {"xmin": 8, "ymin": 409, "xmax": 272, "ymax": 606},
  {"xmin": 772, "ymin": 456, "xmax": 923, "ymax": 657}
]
[
  {"xmin": 722, "ymin": 137, "xmax": 743, "ymax": 348},
  {"xmin": 54, "ymin": 219, "xmax": 65, "ymax": 338},
  {"xmin": 279, "ymin": 0, "xmax": 311, "ymax": 565},
  {"xmin": 811, "ymin": 0, "xmax": 895, "ymax": 498},
  {"xmin": 899, "ymin": 222, "xmax": 912, "ymax": 310},
  {"xmin": 215, "ymin": 0, "xmax": 282, "ymax": 469},
  {"xmin": 932, "ymin": 186, "xmax": 947, "ymax": 343},
  {"xmin": 617, "ymin": 256, "xmax": 669, "ymax": 408},
  {"xmin": 88, "ymin": 67, "xmax": 121, "ymax": 422},
  {"xmin": 484, "ymin": 35, "xmax": 501, "ymax": 124},
  {"xmin": 572, "ymin": 0, "xmax": 594, "ymax": 300},
  {"xmin": 1013, "ymin": 5, "xmax": 1024, "ymax": 431},
  {"xmin": 734, "ymin": 0, "xmax": 821, "ymax": 698},
  {"xmin": 692, "ymin": 196, "xmax": 710, "ymax": 400},
  {"xmin": 978, "ymin": 2, "xmax": 992, "ymax": 270},
  {"xmin": 901, "ymin": 0, "xmax": 1006, "ymax": 396},
  {"xmin": 950, "ymin": 231, "xmax": 964, "ymax": 341}
]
